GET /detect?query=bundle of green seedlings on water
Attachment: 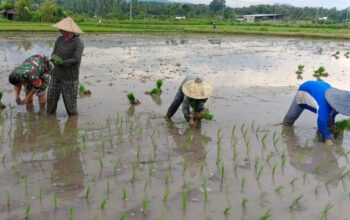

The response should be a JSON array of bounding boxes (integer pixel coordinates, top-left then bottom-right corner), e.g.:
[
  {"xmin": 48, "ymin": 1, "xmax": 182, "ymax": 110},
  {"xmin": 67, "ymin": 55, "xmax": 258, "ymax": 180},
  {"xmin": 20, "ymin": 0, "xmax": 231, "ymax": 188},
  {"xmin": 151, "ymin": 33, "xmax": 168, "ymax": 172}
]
[
  {"xmin": 295, "ymin": 64, "xmax": 304, "ymax": 80},
  {"xmin": 295, "ymin": 65, "xmax": 305, "ymax": 74},
  {"xmin": 313, "ymin": 66, "xmax": 328, "ymax": 81},
  {"xmin": 332, "ymin": 51, "xmax": 340, "ymax": 59},
  {"xmin": 345, "ymin": 52, "xmax": 350, "ymax": 59},
  {"xmin": 127, "ymin": 92, "xmax": 140, "ymax": 105},
  {"xmin": 79, "ymin": 84, "xmax": 91, "ymax": 96},
  {"xmin": 147, "ymin": 79, "xmax": 163, "ymax": 95}
]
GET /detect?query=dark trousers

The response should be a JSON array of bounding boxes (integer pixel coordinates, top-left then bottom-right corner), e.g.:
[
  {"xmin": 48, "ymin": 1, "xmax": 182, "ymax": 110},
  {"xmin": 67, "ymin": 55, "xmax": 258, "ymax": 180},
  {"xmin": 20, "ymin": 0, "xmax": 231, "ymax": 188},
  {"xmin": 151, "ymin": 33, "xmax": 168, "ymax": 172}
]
[
  {"xmin": 166, "ymin": 89, "xmax": 184, "ymax": 119},
  {"xmin": 47, "ymin": 77, "xmax": 78, "ymax": 116}
]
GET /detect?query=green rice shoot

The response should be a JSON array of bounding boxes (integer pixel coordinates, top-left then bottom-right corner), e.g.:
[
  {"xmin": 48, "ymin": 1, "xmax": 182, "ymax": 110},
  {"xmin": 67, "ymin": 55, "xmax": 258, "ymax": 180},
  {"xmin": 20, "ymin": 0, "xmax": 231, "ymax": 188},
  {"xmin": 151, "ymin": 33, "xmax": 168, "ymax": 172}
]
[{"xmin": 79, "ymin": 84, "xmax": 86, "ymax": 94}]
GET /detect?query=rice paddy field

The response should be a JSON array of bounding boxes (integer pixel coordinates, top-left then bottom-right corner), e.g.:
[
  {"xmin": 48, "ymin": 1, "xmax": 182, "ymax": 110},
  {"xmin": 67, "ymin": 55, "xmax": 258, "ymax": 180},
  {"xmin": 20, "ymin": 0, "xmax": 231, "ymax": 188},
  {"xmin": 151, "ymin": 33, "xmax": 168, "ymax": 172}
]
[{"xmin": 0, "ymin": 33, "xmax": 350, "ymax": 219}]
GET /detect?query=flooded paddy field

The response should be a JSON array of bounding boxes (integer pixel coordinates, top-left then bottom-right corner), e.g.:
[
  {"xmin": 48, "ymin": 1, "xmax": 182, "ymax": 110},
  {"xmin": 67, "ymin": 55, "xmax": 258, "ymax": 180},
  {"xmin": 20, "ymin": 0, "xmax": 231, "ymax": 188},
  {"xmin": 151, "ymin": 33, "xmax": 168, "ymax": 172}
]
[{"xmin": 0, "ymin": 34, "xmax": 350, "ymax": 219}]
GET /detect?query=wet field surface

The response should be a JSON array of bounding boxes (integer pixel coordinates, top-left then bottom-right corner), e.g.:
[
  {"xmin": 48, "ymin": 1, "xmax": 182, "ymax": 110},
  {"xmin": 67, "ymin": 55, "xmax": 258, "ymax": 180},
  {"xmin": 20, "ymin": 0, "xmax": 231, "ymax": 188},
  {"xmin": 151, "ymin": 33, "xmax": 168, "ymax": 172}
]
[{"xmin": 0, "ymin": 33, "xmax": 350, "ymax": 219}]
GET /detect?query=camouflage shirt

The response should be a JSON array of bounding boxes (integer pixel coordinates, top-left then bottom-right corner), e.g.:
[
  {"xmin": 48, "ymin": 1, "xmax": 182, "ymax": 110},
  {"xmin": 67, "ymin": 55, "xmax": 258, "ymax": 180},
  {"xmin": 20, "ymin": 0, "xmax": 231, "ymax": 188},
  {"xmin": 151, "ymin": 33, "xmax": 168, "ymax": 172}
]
[{"xmin": 13, "ymin": 54, "xmax": 53, "ymax": 90}]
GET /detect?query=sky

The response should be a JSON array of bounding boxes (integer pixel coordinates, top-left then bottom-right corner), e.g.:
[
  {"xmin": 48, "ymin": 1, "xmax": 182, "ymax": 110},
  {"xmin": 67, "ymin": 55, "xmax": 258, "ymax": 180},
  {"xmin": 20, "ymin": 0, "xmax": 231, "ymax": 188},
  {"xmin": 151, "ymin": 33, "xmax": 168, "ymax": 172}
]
[{"xmin": 176, "ymin": 0, "xmax": 350, "ymax": 10}]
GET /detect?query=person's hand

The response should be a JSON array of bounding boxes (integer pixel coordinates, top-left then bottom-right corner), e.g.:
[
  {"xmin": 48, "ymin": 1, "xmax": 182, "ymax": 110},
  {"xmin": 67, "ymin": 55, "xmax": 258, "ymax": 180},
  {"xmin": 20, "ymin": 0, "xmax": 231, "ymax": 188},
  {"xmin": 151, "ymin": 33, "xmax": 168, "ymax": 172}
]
[
  {"xmin": 325, "ymin": 139, "xmax": 334, "ymax": 146},
  {"xmin": 22, "ymin": 97, "xmax": 30, "ymax": 105},
  {"xmin": 189, "ymin": 118, "xmax": 195, "ymax": 126},
  {"xmin": 16, "ymin": 96, "xmax": 23, "ymax": 105},
  {"xmin": 51, "ymin": 55, "xmax": 63, "ymax": 65}
]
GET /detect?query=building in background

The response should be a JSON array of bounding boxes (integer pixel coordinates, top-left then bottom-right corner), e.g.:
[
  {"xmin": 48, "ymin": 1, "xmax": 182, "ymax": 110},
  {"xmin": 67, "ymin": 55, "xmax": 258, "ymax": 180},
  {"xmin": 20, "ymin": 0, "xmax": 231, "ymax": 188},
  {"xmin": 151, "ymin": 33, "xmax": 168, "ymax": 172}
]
[{"xmin": 243, "ymin": 14, "xmax": 284, "ymax": 23}]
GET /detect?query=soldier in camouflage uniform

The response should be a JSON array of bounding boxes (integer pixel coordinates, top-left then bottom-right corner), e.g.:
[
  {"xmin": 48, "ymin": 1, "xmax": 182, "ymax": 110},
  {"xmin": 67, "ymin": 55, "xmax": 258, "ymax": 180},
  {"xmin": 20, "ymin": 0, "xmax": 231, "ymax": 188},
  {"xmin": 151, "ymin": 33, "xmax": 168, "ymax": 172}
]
[{"xmin": 9, "ymin": 54, "xmax": 53, "ymax": 113}]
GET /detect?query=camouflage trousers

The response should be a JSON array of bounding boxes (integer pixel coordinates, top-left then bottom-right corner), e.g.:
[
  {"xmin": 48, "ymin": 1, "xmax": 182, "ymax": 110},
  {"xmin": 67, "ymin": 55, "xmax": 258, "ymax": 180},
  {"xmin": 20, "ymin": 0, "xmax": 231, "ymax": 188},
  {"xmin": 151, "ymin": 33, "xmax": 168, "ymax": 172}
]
[{"xmin": 47, "ymin": 77, "xmax": 78, "ymax": 116}]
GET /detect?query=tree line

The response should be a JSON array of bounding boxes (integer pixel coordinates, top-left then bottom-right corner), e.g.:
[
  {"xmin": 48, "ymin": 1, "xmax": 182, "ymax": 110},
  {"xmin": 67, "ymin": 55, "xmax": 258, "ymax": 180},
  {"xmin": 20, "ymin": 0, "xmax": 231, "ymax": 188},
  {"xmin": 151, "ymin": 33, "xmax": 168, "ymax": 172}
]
[{"xmin": 0, "ymin": 0, "xmax": 349, "ymax": 23}]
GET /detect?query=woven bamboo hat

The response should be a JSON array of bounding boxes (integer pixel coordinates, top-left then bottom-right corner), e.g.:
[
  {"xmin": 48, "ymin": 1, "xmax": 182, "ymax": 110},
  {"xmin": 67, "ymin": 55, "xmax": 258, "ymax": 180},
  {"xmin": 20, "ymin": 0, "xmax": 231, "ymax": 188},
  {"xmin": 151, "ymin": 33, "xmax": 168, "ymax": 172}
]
[
  {"xmin": 52, "ymin": 17, "xmax": 84, "ymax": 34},
  {"xmin": 182, "ymin": 77, "xmax": 213, "ymax": 99}
]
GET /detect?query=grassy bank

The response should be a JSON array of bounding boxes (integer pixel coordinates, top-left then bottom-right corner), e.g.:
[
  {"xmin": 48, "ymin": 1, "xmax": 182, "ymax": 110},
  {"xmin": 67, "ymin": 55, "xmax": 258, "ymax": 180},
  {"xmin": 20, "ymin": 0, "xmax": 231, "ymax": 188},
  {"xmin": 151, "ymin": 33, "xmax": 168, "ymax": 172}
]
[{"xmin": 0, "ymin": 20, "xmax": 349, "ymax": 39}]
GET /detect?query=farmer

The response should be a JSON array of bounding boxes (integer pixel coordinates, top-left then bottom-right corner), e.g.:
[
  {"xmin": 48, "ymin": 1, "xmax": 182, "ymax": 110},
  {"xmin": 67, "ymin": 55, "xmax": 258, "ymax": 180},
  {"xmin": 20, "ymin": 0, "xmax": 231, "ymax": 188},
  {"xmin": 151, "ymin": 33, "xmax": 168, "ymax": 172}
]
[
  {"xmin": 47, "ymin": 17, "xmax": 84, "ymax": 116},
  {"xmin": 165, "ymin": 75, "xmax": 213, "ymax": 125},
  {"xmin": 8, "ymin": 54, "xmax": 53, "ymax": 113},
  {"xmin": 283, "ymin": 80, "xmax": 350, "ymax": 145}
]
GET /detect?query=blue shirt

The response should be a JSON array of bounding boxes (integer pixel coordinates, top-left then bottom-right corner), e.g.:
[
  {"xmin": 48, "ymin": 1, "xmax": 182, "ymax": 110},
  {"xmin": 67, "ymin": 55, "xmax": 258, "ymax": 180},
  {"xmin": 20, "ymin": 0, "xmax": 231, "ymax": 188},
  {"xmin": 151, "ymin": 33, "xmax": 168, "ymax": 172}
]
[{"xmin": 296, "ymin": 81, "xmax": 337, "ymax": 140}]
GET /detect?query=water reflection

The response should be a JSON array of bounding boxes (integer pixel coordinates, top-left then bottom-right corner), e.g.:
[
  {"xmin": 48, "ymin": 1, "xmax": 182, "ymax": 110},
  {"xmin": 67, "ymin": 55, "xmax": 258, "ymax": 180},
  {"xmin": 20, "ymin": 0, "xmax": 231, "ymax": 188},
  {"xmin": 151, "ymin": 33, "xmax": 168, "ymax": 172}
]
[
  {"xmin": 167, "ymin": 121, "xmax": 211, "ymax": 177},
  {"xmin": 52, "ymin": 116, "xmax": 83, "ymax": 199},
  {"xmin": 16, "ymin": 40, "xmax": 32, "ymax": 51},
  {"xmin": 282, "ymin": 126, "xmax": 345, "ymax": 186},
  {"xmin": 12, "ymin": 114, "xmax": 83, "ymax": 198}
]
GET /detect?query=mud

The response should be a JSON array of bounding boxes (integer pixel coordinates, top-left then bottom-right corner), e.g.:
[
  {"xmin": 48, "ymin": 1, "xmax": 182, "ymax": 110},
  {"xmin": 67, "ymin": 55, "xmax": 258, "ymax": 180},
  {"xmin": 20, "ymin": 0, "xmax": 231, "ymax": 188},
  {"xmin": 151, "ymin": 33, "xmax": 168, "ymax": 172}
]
[{"xmin": 0, "ymin": 33, "xmax": 350, "ymax": 219}]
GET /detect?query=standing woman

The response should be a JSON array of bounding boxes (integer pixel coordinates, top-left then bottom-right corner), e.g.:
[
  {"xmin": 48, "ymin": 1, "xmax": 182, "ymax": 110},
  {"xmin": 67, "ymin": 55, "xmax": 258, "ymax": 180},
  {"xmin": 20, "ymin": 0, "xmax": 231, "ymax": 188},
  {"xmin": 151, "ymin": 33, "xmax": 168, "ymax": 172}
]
[{"xmin": 47, "ymin": 17, "xmax": 84, "ymax": 116}]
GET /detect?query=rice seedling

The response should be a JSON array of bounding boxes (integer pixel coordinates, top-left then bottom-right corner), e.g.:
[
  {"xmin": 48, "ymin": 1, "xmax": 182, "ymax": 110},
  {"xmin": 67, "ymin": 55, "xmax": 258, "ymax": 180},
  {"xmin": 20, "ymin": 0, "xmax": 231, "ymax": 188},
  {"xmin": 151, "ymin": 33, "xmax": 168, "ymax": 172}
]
[
  {"xmin": 261, "ymin": 134, "xmax": 268, "ymax": 150},
  {"xmin": 182, "ymin": 191, "xmax": 188, "ymax": 210},
  {"xmin": 182, "ymin": 156, "xmax": 189, "ymax": 176},
  {"xmin": 147, "ymin": 79, "xmax": 163, "ymax": 95},
  {"xmin": 340, "ymin": 170, "xmax": 350, "ymax": 181},
  {"xmin": 98, "ymin": 157, "xmax": 104, "ymax": 170},
  {"xmin": 289, "ymin": 195, "xmax": 303, "ymax": 210},
  {"xmin": 231, "ymin": 125, "xmax": 236, "ymax": 140},
  {"xmin": 69, "ymin": 207, "xmax": 74, "ymax": 220},
  {"xmin": 241, "ymin": 177, "xmax": 246, "ymax": 191},
  {"xmin": 272, "ymin": 163, "xmax": 277, "ymax": 180},
  {"xmin": 100, "ymin": 198, "xmax": 108, "ymax": 209},
  {"xmin": 164, "ymin": 171, "xmax": 170, "ymax": 185},
  {"xmin": 220, "ymin": 162, "xmax": 225, "ymax": 180},
  {"xmin": 224, "ymin": 207, "xmax": 231, "ymax": 215},
  {"xmin": 290, "ymin": 177, "xmax": 298, "ymax": 188},
  {"xmin": 79, "ymin": 84, "xmax": 86, "ymax": 93},
  {"xmin": 106, "ymin": 180, "xmax": 110, "ymax": 195},
  {"xmin": 281, "ymin": 153, "xmax": 287, "ymax": 173},
  {"xmin": 24, "ymin": 204, "xmax": 31, "ymax": 219},
  {"xmin": 259, "ymin": 208, "xmax": 272, "ymax": 220},
  {"xmin": 332, "ymin": 51, "xmax": 340, "ymax": 59},
  {"xmin": 130, "ymin": 163, "xmax": 138, "ymax": 184},
  {"xmin": 302, "ymin": 172, "xmax": 308, "ymax": 185},
  {"xmin": 122, "ymin": 188, "xmax": 129, "ymax": 200},
  {"xmin": 85, "ymin": 185, "xmax": 91, "ymax": 201},
  {"xmin": 5, "ymin": 190, "xmax": 10, "ymax": 206},
  {"xmin": 313, "ymin": 66, "xmax": 329, "ymax": 81},
  {"xmin": 335, "ymin": 118, "xmax": 350, "ymax": 131},
  {"xmin": 275, "ymin": 185, "xmax": 284, "ymax": 195},
  {"xmin": 162, "ymin": 188, "xmax": 170, "ymax": 202},
  {"xmin": 141, "ymin": 198, "xmax": 148, "ymax": 215},
  {"xmin": 256, "ymin": 165, "xmax": 264, "ymax": 181},
  {"xmin": 119, "ymin": 212, "xmax": 127, "ymax": 220},
  {"xmin": 202, "ymin": 177, "xmax": 209, "ymax": 202},
  {"xmin": 295, "ymin": 64, "xmax": 305, "ymax": 74},
  {"xmin": 127, "ymin": 92, "xmax": 140, "ymax": 105},
  {"xmin": 318, "ymin": 203, "xmax": 332, "ymax": 220},
  {"xmin": 314, "ymin": 183, "xmax": 321, "ymax": 195},
  {"xmin": 52, "ymin": 194, "xmax": 59, "ymax": 210},
  {"xmin": 23, "ymin": 176, "xmax": 29, "ymax": 195},
  {"xmin": 241, "ymin": 197, "xmax": 249, "ymax": 208},
  {"xmin": 254, "ymin": 157, "xmax": 260, "ymax": 173},
  {"xmin": 272, "ymin": 132, "xmax": 280, "ymax": 150},
  {"xmin": 266, "ymin": 153, "xmax": 273, "ymax": 166}
]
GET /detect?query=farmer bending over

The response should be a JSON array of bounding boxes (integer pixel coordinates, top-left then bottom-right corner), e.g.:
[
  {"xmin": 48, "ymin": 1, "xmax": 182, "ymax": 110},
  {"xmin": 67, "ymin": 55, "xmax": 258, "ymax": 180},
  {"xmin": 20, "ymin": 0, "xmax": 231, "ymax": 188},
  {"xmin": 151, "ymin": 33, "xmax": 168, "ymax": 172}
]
[
  {"xmin": 283, "ymin": 80, "xmax": 350, "ymax": 146},
  {"xmin": 165, "ymin": 75, "xmax": 213, "ymax": 125},
  {"xmin": 8, "ymin": 54, "xmax": 53, "ymax": 113}
]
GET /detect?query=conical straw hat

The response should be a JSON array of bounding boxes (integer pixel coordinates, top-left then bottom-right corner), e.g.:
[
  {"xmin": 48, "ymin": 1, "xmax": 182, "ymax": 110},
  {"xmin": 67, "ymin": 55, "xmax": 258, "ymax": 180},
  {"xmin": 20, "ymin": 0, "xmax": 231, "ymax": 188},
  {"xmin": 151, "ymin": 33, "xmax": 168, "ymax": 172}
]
[
  {"xmin": 52, "ymin": 17, "xmax": 84, "ymax": 34},
  {"xmin": 182, "ymin": 77, "xmax": 213, "ymax": 99}
]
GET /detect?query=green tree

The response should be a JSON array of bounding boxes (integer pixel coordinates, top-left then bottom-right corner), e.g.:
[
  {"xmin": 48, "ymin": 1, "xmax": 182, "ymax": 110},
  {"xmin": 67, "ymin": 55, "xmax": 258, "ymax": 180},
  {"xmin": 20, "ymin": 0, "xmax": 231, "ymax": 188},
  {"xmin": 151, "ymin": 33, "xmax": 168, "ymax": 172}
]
[
  {"xmin": 40, "ymin": 0, "xmax": 56, "ymax": 22},
  {"xmin": 15, "ymin": 0, "xmax": 31, "ymax": 21},
  {"xmin": 209, "ymin": 0, "xmax": 225, "ymax": 17}
]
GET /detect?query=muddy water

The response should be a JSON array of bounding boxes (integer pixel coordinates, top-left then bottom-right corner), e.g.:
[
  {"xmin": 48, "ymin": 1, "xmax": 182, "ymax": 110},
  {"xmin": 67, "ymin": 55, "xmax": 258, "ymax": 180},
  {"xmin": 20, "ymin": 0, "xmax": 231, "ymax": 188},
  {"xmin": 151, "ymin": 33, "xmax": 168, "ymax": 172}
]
[{"xmin": 0, "ymin": 34, "xmax": 350, "ymax": 219}]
